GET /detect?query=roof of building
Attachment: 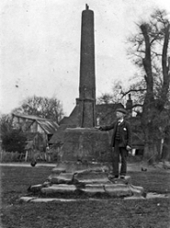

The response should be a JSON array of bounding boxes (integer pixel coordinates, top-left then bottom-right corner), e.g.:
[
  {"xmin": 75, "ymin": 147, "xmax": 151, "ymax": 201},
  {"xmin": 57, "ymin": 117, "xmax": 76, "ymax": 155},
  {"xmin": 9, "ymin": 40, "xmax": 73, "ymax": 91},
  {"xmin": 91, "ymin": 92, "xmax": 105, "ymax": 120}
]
[
  {"xmin": 12, "ymin": 113, "xmax": 59, "ymax": 134},
  {"xmin": 59, "ymin": 106, "xmax": 79, "ymax": 125},
  {"xmin": 36, "ymin": 119, "xmax": 59, "ymax": 134},
  {"xmin": 12, "ymin": 113, "xmax": 45, "ymax": 121},
  {"xmin": 96, "ymin": 103, "xmax": 124, "ymax": 116},
  {"xmin": 49, "ymin": 124, "xmax": 77, "ymax": 144},
  {"xmin": 96, "ymin": 103, "xmax": 124, "ymax": 125}
]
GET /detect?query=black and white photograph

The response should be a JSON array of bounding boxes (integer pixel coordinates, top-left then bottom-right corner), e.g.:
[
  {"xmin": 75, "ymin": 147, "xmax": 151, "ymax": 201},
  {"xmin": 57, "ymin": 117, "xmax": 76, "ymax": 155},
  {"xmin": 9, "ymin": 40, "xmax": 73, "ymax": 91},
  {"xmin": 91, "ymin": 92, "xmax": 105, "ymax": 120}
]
[{"xmin": 0, "ymin": 0, "xmax": 170, "ymax": 227}]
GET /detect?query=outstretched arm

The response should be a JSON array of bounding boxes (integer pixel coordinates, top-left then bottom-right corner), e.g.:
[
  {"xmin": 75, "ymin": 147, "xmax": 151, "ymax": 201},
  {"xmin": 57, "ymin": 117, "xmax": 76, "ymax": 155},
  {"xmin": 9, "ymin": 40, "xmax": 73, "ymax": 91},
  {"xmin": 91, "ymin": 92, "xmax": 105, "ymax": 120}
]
[{"xmin": 99, "ymin": 122, "xmax": 115, "ymax": 131}]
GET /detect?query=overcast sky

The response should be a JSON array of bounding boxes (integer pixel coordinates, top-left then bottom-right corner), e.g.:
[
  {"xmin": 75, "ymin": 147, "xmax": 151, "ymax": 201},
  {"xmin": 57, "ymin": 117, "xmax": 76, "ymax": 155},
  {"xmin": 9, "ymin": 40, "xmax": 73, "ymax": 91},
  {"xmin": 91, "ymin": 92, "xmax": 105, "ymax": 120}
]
[{"xmin": 1, "ymin": 0, "xmax": 170, "ymax": 116}]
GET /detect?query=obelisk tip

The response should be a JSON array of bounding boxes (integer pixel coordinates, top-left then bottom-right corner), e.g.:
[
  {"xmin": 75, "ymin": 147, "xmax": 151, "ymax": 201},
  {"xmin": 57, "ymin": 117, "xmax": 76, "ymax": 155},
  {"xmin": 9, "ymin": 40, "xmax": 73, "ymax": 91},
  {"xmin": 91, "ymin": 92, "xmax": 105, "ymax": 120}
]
[{"xmin": 85, "ymin": 4, "xmax": 89, "ymax": 10}]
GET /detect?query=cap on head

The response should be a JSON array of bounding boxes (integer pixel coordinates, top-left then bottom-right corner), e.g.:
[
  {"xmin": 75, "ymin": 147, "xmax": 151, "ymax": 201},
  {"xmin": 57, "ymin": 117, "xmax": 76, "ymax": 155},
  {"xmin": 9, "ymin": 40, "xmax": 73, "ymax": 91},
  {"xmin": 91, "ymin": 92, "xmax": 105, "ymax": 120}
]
[{"xmin": 116, "ymin": 108, "xmax": 127, "ymax": 115}]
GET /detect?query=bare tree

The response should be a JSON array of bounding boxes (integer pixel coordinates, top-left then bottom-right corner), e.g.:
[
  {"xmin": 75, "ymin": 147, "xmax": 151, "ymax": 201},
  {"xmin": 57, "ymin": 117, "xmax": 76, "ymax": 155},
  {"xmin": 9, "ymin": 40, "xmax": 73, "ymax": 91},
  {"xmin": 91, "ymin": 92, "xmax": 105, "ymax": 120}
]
[
  {"xmin": 97, "ymin": 80, "xmax": 126, "ymax": 105},
  {"xmin": 13, "ymin": 96, "xmax": 64, "ymax": 123},
  {"xmin": 127, "ymin": 9, "xmax": 170, "ymax": 162}
]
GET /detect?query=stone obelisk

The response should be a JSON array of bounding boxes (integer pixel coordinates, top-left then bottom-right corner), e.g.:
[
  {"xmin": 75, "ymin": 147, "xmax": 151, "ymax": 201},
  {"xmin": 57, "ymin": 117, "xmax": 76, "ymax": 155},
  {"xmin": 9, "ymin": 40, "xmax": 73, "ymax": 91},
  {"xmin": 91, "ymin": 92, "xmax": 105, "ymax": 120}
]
[
  {"xmin": 60, "ymin": 5, "xmax": 111, "ymax": 164},
  {"xmin": 77, "ymin": 4, "xmax": 96, "ymax": 127}
]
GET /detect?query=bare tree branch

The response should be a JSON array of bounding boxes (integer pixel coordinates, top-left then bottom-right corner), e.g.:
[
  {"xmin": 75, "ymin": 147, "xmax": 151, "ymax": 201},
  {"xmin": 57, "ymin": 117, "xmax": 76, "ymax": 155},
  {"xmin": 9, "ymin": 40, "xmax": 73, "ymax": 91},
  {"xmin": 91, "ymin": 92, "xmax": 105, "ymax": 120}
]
[
  {"xmin": 131, "ymin": 104, "xmax": 143, "ymax": 108},
  {"xmin": 121, "ymin": 88, "xmax": 146, "ymax": 97}
]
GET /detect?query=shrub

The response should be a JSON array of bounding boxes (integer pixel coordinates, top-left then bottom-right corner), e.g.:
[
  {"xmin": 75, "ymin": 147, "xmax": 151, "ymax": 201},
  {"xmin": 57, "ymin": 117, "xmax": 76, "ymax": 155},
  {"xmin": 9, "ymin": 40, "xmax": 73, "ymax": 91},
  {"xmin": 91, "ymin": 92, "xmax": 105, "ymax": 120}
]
[{"xmin": 1, "ymin": 129, "xmax": 27, "ymax": 153}]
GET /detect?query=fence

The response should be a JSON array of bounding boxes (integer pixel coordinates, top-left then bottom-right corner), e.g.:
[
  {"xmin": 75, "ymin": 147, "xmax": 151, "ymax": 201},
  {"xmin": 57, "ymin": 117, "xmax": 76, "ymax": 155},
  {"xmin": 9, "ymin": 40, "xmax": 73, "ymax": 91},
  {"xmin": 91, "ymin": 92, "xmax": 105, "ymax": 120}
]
[{"xmin": 0, "ymin": 149, "xmax": 59, "ymax": 163}]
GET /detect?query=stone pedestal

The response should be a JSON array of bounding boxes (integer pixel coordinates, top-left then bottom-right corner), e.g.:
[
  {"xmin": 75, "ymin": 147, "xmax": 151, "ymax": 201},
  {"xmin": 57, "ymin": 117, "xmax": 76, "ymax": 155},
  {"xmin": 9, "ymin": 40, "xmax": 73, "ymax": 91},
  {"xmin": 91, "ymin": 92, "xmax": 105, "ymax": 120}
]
[{"xmin": 61, "ymin": 128, "xmax": 111, "ymax": 164}]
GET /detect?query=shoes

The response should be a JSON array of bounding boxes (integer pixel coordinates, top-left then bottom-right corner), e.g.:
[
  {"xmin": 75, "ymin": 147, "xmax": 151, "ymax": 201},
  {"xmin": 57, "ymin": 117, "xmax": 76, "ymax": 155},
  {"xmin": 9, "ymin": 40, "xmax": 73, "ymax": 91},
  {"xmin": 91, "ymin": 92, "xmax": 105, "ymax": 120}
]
[
  {"xmin": 114, "ymin": 175, "xmax": 119, "ymax": 179},
  {"xmin": 109, "ymin": 174, "xmax": 126, "ymax": 179},
  {"xmin": 108, "ymin": 174, "xmax": 119, "ymax": 179},
  {"xmin": 120, "ymin": 175, "xmax": 125, "ymax": 179}
]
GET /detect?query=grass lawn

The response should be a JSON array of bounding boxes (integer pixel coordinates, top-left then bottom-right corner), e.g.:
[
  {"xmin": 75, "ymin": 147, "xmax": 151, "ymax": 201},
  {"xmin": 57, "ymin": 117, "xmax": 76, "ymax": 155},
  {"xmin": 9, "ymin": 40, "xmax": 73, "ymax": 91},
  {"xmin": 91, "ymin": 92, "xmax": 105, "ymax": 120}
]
[{"xmin": 0, "ymin": 164, "xmax": 170, "ymax": 228}]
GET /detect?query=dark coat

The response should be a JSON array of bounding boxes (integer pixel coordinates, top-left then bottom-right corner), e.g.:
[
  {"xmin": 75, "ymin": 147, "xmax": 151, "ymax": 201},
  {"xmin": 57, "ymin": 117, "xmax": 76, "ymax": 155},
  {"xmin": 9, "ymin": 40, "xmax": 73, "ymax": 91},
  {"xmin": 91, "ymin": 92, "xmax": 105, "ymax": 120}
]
[{"xmin": 101, "ymin": 120, "xmax": 132, "ymax": 148}]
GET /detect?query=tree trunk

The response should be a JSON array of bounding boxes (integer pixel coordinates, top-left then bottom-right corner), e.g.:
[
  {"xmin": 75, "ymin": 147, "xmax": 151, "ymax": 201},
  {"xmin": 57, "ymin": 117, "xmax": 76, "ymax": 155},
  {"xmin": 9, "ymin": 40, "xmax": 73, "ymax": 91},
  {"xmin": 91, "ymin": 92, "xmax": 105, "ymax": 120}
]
[
  {"xmin": 143, "ymin": 140, "xmax": 158, "ymax": 164},
  {"xmin": 142, "ymin": 120, "xmax": 159, "ymax": 164},
  {"xmin": 161, "ymin": 139, "xmax": 170, "ymax": 160},
  {"xmin": 161, "ymin": 131, "xmax": 170, "ymax": 160}
]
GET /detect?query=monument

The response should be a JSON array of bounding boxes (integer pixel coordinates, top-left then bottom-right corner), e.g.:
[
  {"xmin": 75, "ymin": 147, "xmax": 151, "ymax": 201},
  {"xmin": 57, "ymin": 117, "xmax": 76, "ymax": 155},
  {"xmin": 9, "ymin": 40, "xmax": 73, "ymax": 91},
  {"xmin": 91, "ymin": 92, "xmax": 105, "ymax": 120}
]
[
  {"xmin": 77, "ymin": 3, "xmax": 96, "ymax": 127},
  {"xmin": 60, "ymin": 4, "xmax": 111, "ymax": 166},
  {"xmin": 28, "ymin": 5, "xmax": 145, "ymax": 199}
]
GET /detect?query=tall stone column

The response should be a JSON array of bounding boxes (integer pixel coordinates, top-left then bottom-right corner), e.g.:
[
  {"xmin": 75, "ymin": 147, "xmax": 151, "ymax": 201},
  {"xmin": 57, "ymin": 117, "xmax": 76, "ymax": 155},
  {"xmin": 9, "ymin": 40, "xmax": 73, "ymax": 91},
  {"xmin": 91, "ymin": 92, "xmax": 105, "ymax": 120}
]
[
  {"xmin": 60, "ymin": 5, "xmax": 111, "ymax": 164},
  {"xmin": 77, "ymin": 4, "xmax": 96, "ymax": 128}
]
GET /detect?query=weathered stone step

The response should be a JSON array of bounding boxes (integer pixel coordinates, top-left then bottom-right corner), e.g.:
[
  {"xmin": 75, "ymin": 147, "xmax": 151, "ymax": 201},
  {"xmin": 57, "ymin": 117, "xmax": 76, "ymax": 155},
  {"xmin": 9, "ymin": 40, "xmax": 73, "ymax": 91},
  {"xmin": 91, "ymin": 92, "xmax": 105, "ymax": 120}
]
[
  {"xmin": 104, "ymin": 184, "xmax": 132, "ymax": 197},
  {"xmin": 41, "ymin": 184, "xmax": 77, "ymax": 194},
  {"xmin": 79, "ymin": 183, "xmax": 132, "ymax": 196},
  {"xmin": 28, "ymin": 184, "xmax": 43, "ymax": 193},
  {"xmin": 129, "ymin": 185, "xmax": 145, "ymax": 196},
  {"xmin": 39, "ymin": 182, "xmax": 144, "ymax": 198},
  {"xmin": 51, "ymin": 167, "xmax": 66, "ymax": 174},
  {"xmin": 81, "ymin": 184, "xmax": 105, "ymax": 194},
  {"xmin": 73, "ymin": 171, "xmax": 110, "ymax": 184},
  {"xmin": 48, "ymin": 173, "xmax": 74, "ymax": 184}
]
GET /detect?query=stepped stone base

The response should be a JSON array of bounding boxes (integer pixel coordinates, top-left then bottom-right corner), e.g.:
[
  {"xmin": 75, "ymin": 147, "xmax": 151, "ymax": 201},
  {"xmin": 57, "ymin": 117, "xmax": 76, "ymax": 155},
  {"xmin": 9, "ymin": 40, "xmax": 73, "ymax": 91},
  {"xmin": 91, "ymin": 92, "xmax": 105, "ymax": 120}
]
[{"xmin": 28, "ymin": 165, "xmax": 146, "ymax": 198}]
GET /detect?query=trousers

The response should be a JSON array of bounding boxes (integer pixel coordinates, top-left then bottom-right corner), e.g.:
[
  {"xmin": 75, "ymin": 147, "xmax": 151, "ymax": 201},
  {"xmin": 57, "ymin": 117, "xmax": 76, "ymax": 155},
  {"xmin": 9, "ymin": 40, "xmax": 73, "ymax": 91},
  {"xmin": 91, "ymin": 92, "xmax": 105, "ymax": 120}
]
[{"xmin": 112, "ymin": 140, "xmax": 128, "ymax": 176}]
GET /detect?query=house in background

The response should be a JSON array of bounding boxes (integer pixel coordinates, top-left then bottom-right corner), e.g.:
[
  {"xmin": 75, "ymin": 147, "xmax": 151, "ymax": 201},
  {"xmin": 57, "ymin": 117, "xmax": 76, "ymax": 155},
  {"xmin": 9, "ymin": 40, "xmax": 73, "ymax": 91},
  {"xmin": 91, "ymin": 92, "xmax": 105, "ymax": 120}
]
[
  {"xmin": 12, "ymin": 113, "xmax": 59, "ymax": 141},
  {"xmin": 12, "ymin": 113, "xmax": 59, "ymax": 160}
]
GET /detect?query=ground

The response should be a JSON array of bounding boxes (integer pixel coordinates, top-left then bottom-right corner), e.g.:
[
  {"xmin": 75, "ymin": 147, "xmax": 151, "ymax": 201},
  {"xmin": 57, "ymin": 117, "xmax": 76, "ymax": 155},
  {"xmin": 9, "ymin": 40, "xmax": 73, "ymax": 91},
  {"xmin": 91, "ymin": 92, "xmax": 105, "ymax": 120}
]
[{"xmin": 0, "ymin": 162, "xmax": 170, "ymax": 228}]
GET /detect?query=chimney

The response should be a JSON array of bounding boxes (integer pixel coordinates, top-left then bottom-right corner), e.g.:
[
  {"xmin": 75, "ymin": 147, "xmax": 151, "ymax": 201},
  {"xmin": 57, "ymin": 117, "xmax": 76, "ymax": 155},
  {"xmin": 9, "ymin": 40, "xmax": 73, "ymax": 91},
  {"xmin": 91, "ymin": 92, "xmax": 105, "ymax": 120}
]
[{"xmin": 126, "ymin": 94, "xmax": 133, "ymax": 116}]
